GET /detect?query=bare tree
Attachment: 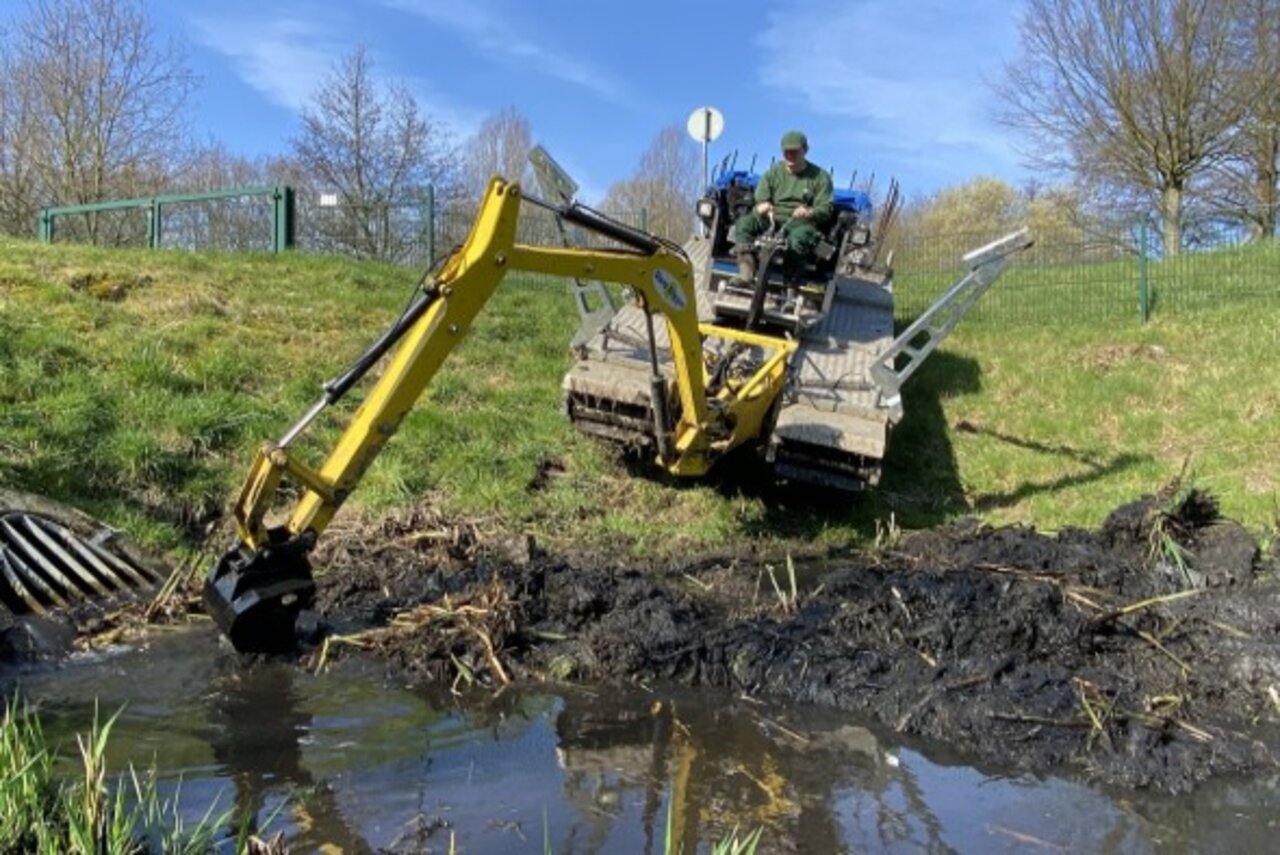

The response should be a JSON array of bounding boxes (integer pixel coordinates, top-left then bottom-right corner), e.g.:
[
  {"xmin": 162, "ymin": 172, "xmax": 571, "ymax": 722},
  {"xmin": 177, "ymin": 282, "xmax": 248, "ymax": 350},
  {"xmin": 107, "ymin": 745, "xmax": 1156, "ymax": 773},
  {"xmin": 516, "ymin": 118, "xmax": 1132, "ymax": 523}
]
[
  {"xmin": 2, "ymin": 0, "xmax": 196, "ymax": 240},
  {"xmin": 465, "ymin": 107, "xmax": 533, "ymax": 198},
  {"xmin": 292, "ymin": 46, "xmax": 455, "ymax": 261},
  {"xmin": 1204, "ymin": 0, "xmax": 1280, "ymax": 238},
  {"xmin": 997, "ymin": 0, "xmax": 1248, "ymax": 254},
  {"xmin": 0, "ymin": 56, "xmax": 43, "ymax": 235},
  {"xmin": 601, "ymin": 125, "xmax": 700, "ymax": 242},
  {"xmin": 176, "ymin": 141, "xmax": 268, "ymax": 192}
]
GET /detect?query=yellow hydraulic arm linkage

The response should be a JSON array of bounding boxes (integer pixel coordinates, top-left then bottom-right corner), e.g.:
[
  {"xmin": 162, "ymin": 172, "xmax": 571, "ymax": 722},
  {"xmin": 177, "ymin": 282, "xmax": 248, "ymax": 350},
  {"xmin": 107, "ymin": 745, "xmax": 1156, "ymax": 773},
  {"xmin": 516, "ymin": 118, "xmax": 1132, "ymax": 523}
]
[{"xmin": 204, "ymin": 178, "xmax": 795, "ymax": 652}]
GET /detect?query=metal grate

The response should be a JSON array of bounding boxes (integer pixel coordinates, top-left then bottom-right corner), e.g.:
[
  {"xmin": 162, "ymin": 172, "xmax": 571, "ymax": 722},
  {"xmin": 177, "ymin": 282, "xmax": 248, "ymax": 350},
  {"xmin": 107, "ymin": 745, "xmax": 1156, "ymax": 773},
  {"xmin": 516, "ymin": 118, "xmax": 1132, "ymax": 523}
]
[{"xmin": 0, "ymin": 512, "xmax": 164, "ymax": 615}]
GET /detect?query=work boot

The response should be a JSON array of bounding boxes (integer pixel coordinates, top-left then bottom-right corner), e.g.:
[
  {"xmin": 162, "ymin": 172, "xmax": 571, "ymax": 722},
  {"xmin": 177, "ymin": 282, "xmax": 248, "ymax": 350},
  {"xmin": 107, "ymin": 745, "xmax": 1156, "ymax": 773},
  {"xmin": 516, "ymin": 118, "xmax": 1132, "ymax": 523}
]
[{"xmin": 730, "ymin": 251, "xmax": 757, "ymax": 287}]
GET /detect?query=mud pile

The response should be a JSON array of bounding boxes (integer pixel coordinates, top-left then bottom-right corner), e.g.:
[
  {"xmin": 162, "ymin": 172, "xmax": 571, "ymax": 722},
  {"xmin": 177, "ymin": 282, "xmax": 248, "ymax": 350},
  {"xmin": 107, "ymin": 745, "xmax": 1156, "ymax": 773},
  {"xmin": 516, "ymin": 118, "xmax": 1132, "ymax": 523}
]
[{"xmin": 312, "ymin": 491, "xmax": 1278, "ymax": 793}]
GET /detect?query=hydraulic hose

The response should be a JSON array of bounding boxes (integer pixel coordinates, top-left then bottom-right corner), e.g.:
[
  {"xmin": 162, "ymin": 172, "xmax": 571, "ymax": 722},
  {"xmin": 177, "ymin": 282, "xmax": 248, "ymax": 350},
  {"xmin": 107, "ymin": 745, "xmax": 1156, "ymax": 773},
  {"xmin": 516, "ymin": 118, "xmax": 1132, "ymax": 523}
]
[
  {"xmin": 322, "ymin": 286, "xmax": 439, "ymax": 402},
  {"xmin": 558, "ymin": 203, "xmax": 661, "ymax": 255}
]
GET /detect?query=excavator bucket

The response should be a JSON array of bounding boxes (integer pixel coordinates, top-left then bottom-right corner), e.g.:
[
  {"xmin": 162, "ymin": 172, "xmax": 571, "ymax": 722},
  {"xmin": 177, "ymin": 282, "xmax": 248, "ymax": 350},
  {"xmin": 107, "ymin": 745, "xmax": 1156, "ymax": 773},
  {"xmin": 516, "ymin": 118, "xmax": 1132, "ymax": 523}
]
[{"xmin": 202, "ymin": 531, "xmax": 315, "ymax": 654}]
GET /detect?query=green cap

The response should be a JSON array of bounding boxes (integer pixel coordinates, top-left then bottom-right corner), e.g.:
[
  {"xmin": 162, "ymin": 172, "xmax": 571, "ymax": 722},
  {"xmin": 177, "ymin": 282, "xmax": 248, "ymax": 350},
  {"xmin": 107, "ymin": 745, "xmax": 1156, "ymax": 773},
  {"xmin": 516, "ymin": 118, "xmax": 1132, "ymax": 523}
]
[{"xmin": 781, "ymin": 130, "xmax": 808, "ymax": 150}]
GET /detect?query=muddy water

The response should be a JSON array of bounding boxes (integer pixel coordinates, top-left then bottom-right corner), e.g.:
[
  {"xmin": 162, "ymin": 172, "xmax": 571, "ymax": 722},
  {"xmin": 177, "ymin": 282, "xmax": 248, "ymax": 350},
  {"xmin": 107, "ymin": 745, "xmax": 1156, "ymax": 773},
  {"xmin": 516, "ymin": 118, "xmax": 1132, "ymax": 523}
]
[{"xmin": 7, "ymin": 625, "xmax": 1278, "ymax": 854}]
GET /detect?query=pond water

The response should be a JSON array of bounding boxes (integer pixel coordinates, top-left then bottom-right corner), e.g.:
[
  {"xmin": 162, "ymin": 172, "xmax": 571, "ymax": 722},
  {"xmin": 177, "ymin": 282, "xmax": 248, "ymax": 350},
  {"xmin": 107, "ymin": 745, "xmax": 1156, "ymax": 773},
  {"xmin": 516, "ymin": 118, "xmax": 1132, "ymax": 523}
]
[{"xmin": 6, "ymin": 624, "xmax": 1278, "ymax": 853}]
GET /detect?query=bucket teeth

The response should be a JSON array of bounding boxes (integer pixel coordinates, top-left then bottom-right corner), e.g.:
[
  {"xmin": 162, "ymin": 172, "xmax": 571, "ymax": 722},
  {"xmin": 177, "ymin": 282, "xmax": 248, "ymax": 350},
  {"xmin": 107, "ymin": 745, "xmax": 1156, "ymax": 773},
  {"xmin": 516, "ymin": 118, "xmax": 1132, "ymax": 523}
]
[{"xmin": 0, "ymin": 511, "xmax": 164, "ymax": 616}]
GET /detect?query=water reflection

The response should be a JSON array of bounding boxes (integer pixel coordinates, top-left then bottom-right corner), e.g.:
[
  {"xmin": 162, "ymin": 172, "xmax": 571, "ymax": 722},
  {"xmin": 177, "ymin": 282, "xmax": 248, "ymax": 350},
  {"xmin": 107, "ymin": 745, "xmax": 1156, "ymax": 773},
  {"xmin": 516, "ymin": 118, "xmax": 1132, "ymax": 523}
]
[
  {"xmin": 203, "ymin": 663, "xmax": 371, "ymax": 853},
  {"xmin": 551, "ymin": 690, "xmax": 865, "ymax": 852},
  {"xmin": 6, "ymin": 626, "xmax": 1277, "ymax": 853}
]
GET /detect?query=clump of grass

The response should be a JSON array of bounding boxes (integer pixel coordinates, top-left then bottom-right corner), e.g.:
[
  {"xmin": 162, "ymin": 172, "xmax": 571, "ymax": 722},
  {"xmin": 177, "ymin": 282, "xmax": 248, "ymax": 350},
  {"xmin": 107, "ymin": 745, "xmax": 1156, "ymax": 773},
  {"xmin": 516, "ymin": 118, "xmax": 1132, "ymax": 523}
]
[
  {"xmin": 0, "ymin": 695, "xmax": 271, "ymax": 854},
  {"xmin": 763, "ymin": 554, "xmax": 800, "ymax": 614},
  {"xmin": 0, "ymin": 694, "xmax": 59, "ymax": 852},
  {"xmin": 1145, "ymin": 474, "xmax": 1217, "ymax": 589},
  {"xmin": 873, "ymin": 512, "xmax": 902, "ymax": 552},
  {"xmin": 660, "ymin": 794, "xmax": 764, "ymax": 855},
  {"xmin": 711, "ymin": 827, "xmax": 764, "ymax": 855}
]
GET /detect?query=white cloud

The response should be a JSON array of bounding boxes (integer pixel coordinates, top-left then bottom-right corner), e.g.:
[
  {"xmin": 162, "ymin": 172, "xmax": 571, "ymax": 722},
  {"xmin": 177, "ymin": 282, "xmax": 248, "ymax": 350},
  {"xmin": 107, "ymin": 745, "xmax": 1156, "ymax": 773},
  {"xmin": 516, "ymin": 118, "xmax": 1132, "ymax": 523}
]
[
  {"xmin": 380, "ymin": 0, "xmax": 626, "ymax": 102},
  {"xmin": 757, "ymin": 0, "xmax": 1024, "ymax": 185},
  {"xmin": 192, "ymin": 11, "xmax": 483, "ymax": 139},
  {"xmin": 192, "ymin": 16, "xmax": 337, "ymax": 111}
]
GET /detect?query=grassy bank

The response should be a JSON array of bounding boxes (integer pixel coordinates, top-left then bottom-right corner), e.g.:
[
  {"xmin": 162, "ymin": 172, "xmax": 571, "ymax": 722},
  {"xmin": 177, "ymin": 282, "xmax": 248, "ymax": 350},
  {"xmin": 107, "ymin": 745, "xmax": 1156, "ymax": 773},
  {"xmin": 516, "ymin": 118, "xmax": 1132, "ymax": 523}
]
[{"xmin": 0, "ymin": 237, "xmax": 1275, "ymax": 557}]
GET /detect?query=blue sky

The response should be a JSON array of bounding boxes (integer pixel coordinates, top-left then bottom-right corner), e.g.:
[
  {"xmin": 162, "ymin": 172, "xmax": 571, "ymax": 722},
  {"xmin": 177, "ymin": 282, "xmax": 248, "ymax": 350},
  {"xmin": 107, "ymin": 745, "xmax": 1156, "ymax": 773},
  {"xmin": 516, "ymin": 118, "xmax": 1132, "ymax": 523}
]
[{"xmin": 7, "ymin": 0, "xmax": 1032, "ymax": 204}]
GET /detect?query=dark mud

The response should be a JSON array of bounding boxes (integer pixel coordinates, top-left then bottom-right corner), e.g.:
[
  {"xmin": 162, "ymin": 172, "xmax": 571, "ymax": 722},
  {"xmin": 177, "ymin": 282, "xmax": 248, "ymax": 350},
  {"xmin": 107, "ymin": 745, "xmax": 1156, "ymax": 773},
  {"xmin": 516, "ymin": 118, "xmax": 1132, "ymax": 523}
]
[{"xmin": 304, "ymin": 490, "xmax": 1280, "ymax": 794}]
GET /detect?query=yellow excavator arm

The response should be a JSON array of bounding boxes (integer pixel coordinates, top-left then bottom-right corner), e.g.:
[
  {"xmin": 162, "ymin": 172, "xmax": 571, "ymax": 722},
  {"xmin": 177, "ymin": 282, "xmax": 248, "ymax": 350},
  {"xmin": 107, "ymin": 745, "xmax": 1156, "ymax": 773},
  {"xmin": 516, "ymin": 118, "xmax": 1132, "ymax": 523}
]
[{"xmin": 204, "ymin": 178, "xmax": 795, "ymax": 652}]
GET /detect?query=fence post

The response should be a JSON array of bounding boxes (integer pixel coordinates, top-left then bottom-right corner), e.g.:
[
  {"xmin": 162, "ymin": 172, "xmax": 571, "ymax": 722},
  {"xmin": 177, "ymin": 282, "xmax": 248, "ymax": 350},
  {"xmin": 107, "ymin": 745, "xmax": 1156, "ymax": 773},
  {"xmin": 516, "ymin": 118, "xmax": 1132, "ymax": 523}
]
[
  {"xmin": 425, "ymin": 184, "xmax": 436, "ymax": 267},
  {"xmin": 147, "ymin": 199, "xmax": 162, "ymax": 249},
  {"xmin": 640, "ymin": 207, "xmax": 648, "ymax": 232},
  {"xmin": 1138, "ymin": 219, "xmax": 1149, "ymax": 324},
  {"xmin": 38, "ymin": 209, "xmax": 53, "ymax": 243},
  {"xmin": 272, "ymin": 186, "xmax": 296, "ymax": 252}
]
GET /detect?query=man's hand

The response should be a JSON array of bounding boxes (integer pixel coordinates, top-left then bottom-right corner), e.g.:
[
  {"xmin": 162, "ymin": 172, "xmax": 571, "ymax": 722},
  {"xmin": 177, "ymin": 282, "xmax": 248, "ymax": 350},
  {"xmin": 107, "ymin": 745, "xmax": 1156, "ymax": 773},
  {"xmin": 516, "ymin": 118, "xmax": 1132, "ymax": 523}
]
[
  {"xmin": 792, "ymin": 205, "xmax": 812, "ymax": 220},
  {"xmin": 754, "ymin": 201, "xmax": 774, "ymax": 216}
]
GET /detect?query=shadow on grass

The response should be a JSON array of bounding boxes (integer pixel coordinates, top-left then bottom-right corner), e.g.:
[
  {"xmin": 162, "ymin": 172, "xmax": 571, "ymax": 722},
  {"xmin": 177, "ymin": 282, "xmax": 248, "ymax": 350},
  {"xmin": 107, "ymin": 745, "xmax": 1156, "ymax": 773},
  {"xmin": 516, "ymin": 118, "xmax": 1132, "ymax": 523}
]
[
  {"xmin": 692, "ymin": 349, "xmax": 984, "ymax": 542},
  {"xmin": 698, "ymin": 344, "xmax": 1147, "ymax": 542},
  {"xmin": 872, "ymin": 349, "xmax": 980, "ymax": 528},
  {"xmin": 954, "ymin": 421, "xmax": 1149, "ymax": 513}
]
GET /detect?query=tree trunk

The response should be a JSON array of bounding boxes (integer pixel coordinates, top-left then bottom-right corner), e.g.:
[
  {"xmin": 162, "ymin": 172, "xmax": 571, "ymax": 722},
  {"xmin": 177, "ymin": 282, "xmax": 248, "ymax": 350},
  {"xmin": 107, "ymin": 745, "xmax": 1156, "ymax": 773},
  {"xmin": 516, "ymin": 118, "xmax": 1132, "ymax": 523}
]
[
  {"xmin": 1161, "ymin": 184, "xmax": 1182, "ymax": 256},
  {"xmin": 1254, "ymin": 168, "xmax": 1277, "ymax": 240}
]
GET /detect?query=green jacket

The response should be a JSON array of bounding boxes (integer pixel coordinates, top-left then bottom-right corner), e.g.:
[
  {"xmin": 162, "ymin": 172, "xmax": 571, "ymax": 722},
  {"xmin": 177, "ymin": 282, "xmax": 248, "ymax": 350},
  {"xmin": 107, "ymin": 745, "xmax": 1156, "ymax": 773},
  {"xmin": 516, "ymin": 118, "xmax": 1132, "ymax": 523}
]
[{"xmin": 755, "ymin": 161, "xmax": 833, "ymax": 224}]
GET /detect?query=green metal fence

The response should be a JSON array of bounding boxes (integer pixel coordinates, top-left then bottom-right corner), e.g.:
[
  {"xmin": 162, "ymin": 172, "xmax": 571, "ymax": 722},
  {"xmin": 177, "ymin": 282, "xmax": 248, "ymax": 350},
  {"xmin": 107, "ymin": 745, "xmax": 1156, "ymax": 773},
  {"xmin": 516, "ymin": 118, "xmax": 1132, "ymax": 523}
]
[
  {"xmin": 36, "ymin": 185, "xmax": 1279, "ymax": 326},
  {"xmin": 39, "ymin": 186, "xmax": 295, "ymax": 252},
  {"xmin": 37, "ymin": 184, "xmax": 649, "ymax": 269}
]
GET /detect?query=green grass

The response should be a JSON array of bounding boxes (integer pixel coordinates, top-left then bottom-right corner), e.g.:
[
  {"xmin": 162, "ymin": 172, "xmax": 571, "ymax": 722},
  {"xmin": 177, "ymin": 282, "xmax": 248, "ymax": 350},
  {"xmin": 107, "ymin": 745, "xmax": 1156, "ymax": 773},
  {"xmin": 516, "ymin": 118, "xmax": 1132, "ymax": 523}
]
[
  {"xmin": 0, "ymin": 236, "xmax": 1276, "ymax": 560},
  {"xmin": 915, "ymin": 301, "xmax": 1280, "ymax": 529}
]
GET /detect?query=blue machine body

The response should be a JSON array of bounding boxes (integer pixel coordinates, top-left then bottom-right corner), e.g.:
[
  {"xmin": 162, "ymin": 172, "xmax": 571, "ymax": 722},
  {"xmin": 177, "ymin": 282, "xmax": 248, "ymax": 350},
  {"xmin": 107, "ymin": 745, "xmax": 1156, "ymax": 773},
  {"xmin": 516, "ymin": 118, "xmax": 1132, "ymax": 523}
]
[{"xmin": 710, "ymin": 169, "xmax": 874, "ymax": 219}]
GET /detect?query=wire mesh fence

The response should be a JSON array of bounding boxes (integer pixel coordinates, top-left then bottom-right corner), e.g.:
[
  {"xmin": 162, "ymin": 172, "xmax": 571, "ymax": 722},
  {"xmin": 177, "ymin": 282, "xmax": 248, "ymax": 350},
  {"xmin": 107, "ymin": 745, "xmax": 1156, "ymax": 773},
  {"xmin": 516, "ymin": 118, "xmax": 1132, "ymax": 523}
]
[
  {"xmin": 158, "ymin": 197, "xmax": 277, "ymax": 252},
  {"xmin": 287, "ymin": 198, "xmax": 650, "ymax": 270},
  {"xmin": 891, "ymin": 227, "xmax": 1140, "ymax": 325},
  {"xmin": 293, "ymin": 197, "xmax": 432, "ymax": 264},
  {"xmin": 891, "ymin": 215, "xmax": 1280, "ymax": 326}
]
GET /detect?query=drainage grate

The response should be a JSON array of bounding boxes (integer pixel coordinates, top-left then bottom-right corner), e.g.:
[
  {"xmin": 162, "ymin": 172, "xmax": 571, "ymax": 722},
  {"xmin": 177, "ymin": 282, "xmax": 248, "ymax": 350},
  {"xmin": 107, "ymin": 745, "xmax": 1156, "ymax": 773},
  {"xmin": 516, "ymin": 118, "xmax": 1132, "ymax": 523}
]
[{"xmin": 0, "ymin": 512, "xmax": 164, "ymax": 616}]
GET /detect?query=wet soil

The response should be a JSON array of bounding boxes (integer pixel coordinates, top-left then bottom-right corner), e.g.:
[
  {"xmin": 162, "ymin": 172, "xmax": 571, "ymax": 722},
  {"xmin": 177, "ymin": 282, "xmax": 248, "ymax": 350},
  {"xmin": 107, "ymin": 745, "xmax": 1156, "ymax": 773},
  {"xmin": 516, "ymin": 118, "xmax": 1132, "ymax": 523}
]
[{"xmin": 302, "ymin": 489, "xmax": 1280, "ymax": 794}]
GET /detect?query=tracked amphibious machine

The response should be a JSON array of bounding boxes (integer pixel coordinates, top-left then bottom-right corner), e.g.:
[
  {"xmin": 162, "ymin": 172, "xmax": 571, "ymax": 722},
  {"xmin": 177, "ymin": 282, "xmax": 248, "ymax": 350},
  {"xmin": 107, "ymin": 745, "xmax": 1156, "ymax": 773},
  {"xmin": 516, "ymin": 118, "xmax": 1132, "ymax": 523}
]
[{"xmin": 204, "ymin": 148, "xmax": 1031, "ymax": 652}]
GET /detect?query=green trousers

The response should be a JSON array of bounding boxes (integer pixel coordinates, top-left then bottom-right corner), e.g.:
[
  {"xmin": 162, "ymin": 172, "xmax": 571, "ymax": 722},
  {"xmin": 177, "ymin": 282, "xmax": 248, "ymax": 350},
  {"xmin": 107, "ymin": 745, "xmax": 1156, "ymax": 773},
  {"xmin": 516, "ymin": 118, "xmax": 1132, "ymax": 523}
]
[{"xmin": 732, "ymin": 211, "xmax": 822, "ymax": 266}]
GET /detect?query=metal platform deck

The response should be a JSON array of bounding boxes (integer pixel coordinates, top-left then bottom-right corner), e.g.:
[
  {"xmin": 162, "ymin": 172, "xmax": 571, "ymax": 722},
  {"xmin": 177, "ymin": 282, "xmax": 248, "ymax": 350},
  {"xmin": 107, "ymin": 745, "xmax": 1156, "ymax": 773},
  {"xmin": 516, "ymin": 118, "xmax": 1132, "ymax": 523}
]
[{"xmin": 774, "ymin": 272, "xmax": 895, "ymax": 462}]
